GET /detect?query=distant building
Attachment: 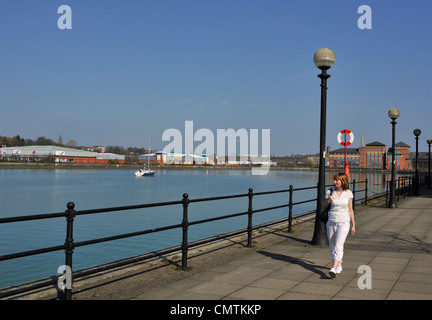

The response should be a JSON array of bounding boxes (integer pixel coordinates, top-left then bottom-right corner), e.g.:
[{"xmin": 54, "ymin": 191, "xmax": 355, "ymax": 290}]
[
  {"xmin": 387, "ymin": 142, "xmax": 411, "ymax": 171},
  {"xmin": 91, "ymin": 145, "xmax": 107, "ymax": 153},
  {"xmin": 329, "ymin": 140, "xmax": 424, "ymax": 171},
  {"xmin": 0, "ymin": 145, "xmax": 125, "ymax": 164},
  {"xmin": 329, "ymin": 141, "xmax": 429, "ymax": 171},
  {"xmin": 360, "ymin": 141, "xmax": 387, "ymax": 169},
  {"xmin": 408, "ymin": 151, "xmax": 430, "ymax": 171},
  {"xmin": 140, "ymin": 152, "xmax": 211, "ymax": 165},
  {"xmin": 329, "ymin": 147, "xmax": 361, "ymax": 169}
]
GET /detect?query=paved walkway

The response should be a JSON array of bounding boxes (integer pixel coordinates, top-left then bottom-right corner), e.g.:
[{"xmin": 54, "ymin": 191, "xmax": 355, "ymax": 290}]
[{"xmin": 131, "ymin": 186, "xmax": 432, "ymax": 300}]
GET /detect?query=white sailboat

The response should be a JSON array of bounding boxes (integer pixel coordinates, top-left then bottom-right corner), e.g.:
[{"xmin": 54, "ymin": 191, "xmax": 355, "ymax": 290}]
[{"xmin": 135, "ymin": 124, "xmax": 155, "ymax": 177}]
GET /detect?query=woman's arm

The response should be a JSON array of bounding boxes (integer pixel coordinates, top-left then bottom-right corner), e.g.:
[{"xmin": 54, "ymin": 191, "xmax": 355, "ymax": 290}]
[{"xmin": 348, "ymin": 198, "xmax": 355, "ymax": 235}]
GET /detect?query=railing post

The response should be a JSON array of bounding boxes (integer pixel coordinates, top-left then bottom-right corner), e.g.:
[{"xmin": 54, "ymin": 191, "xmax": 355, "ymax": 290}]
[
  {"xmin": 181, "ymin": 193, "xmax": 190, "ymax": 270},
  {"xmin": 400, "ymin": 177, "xmax": 403, "ymax": 199},
  {"xmin": 364, "ymin": 178, "xmax": 368, "ymax": 205},
  {"xmin": 396, "ymin": 177, "xmax": 400, "ymax": 202},
  {"xmin": 63, "ymin": 202, "xmax": 75, "ymax": 300},
  {"xmin": 385, "ymin": 180, "xmax": 389, "ymax": 206},
  {"xmin": 247, "ymin": 188, "xmax": 253, "ymax": 247},
  {"xmin": 408, "ymin": 176, "xmax": 412, "ymax": 197},
  {"xmin": 288, "ymin": 185, "xmax": 293, "ymax": 233},
  {"xmin": 352, "ymin": 179, "xmax": 356, "ymax": 211}
]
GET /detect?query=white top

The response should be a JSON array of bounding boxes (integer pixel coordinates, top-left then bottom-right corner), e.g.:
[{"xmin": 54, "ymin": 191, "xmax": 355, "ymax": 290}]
[{"xmin": 325, "ymin": 189, "xmax": 353, "ymax": 223}]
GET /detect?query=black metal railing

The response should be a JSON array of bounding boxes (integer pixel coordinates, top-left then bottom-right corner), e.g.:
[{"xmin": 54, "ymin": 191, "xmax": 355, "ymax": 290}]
[{"xmin": 0, "ymin": 176, "xmax": 422, "ymax": 300}]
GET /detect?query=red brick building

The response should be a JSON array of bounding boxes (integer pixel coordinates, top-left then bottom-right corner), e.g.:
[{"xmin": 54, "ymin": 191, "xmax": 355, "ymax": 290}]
[
  {"xmin": 386, "ymin": 142, "xmax": 411, "ymax": 171},
  {"xmin": 329, "ymin": 147, "xmax": 361, "ymax": 168},
  {"xmin": 360, "ymin": 141, "xmax": 386, "ymax": 169},
  {"xmin": 329, "ymin": 141, "xmax": 414, "ymax": 171}
]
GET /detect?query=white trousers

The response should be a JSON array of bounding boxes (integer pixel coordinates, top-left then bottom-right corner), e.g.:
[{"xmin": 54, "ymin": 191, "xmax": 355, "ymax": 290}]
[{"xmin": 326, "ymin": 221, "xmax": 350, "ymax": 262}]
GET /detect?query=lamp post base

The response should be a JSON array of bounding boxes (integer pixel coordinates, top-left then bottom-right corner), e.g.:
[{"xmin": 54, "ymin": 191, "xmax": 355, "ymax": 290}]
[
  {"xmin": 310, "ymin": 218, "xmax": 328, "ymax": 246},
  {"xmin": 387, "ymin": 202, "xmax": 397, "ymax": 208}
]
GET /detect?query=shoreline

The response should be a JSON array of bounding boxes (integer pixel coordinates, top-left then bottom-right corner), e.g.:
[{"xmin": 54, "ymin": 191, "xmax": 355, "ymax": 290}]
[
  {"xmin": 0, "ymin": 162, "xmax": 408, "ymax": 174},
  {"xmin": 0, "ymin": 162, "xmax": 305, "ymax": 171}
]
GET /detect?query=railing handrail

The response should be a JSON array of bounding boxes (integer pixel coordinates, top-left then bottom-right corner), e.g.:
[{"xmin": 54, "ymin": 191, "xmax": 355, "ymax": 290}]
[
  {"xmin": 0, "ymin": 179, "xmax": 371, "ymax": 225},
  {"xmin": 1, "ymin": 177, "xmax": 421, "ymax": 299}
]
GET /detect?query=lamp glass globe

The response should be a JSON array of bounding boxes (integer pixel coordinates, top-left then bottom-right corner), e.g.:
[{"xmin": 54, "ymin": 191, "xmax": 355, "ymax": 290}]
[
  {"xmin": 313, "ymin": 48, "xmax": 335, "ymax": 69},
  {"xmin": 388, "ymin": 108, "xmax": 400, "ymax": 120}
]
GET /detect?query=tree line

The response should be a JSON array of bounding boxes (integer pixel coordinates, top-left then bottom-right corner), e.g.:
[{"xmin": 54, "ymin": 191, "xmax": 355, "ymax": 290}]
[{"xmin": 0, "ymin": 135, "xmax": 78, "ymax": 148}]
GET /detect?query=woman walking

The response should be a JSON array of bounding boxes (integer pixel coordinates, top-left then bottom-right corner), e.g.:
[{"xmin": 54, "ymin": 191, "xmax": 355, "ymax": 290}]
[{"xmin": 325, "ymin": 173, "xmax": 356, "ymax": 278}]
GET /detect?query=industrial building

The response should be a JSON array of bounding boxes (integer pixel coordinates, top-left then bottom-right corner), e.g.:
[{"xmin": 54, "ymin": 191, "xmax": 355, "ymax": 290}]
[
  {"xmin": 138, "ymin": 152, "xmax": 275, "ymax": 166},
  {"xmin": 0, "ymin": 145, "xmax": 125, "ymax": 164},
  {"xmin": 139, "ymin": 152, "xmax": 210, "ymax": 165}
]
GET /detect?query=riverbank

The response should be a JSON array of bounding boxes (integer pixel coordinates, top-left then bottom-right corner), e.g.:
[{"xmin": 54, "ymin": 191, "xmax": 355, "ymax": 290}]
[
  {"xmin": 0, "ymin": 162, "xmax": 306, "ymax": 171},
  {"xmin": 0, "ymin": 161, "xmax": 405, "ymax": 174}
]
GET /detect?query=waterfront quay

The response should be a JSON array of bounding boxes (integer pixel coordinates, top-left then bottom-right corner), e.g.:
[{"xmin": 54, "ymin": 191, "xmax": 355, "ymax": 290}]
[{"xmin": 12, "ymin": 186, "xmax": 432, "ymax": 301}]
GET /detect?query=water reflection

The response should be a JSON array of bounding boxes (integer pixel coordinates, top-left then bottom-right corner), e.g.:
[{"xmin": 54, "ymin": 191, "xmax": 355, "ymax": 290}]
[{"xmin": 327, "ymin": 170, "xmax": 410, "ymax": 193}]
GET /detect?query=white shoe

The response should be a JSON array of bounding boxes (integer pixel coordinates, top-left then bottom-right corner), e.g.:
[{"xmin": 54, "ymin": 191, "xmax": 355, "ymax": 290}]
[
  {"xmin": 336, "ymin": 265, "xmax": 342, "ymax": 274},
  {"xmin": 329, "ymin": 268, "xmax": 336, "ymax": 278}
]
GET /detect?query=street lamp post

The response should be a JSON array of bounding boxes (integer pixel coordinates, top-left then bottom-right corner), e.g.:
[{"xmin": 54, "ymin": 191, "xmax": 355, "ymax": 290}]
[
  {"xmin": 413, "ymin": 129, "xmax": 421, "ymax": 196},
  {"xmin": 387, "ymin": 108, "xmax": 400, "ymax": 208},
  {"xmin": 427, "ymin": 139, "xmax": 432, "ymax": 189},
  {"xmin": 311, "ymin": 48, "xmax": 335, "ymax": 246}
]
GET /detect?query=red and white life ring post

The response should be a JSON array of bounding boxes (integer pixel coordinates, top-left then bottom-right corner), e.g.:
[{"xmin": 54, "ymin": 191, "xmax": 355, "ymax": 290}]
[{"xmin": 337, "ymin": 129, "xmax": 354, "ymax": 179}]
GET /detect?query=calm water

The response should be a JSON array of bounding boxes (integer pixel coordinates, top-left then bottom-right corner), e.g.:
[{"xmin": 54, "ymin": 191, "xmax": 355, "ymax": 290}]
[{"xmin": 0, "ymin": 168, "xmax": 393, "ymax": 288}]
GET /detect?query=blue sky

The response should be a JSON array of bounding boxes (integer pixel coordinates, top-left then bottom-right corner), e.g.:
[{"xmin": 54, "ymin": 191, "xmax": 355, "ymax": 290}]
[{"xmin": 1, "ymin": 0, "xmax": 431, "ymax": 155}]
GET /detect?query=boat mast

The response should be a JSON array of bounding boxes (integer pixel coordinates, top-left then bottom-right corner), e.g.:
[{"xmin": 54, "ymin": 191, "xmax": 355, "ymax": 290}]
[{"xmin": 148, "ymin": 123, "xmax": 151, "ymax": 168}]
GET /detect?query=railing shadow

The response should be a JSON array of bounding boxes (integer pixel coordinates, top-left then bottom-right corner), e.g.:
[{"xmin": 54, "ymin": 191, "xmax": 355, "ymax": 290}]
[{"xmin": 257, "ymin": 250, "xmax": 331, "ymax": 279}]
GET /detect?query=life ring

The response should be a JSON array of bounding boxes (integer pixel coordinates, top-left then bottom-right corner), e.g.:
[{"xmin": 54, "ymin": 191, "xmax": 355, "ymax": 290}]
[{"xmin": 337, "ymin": 130, "xmax": 354, "ymax": 146}]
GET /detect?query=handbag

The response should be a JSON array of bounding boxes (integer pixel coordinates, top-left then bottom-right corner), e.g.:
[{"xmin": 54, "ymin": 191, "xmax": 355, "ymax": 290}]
[{"xmin": 318, "ymin": 188, "xmax": 333, "ymax": 223}]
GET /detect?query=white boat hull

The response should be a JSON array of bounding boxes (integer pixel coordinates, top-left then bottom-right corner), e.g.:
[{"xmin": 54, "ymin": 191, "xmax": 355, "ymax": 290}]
[{"xmin": 135, "ymin": 169, "xmax": 155, "ymax": 177}]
